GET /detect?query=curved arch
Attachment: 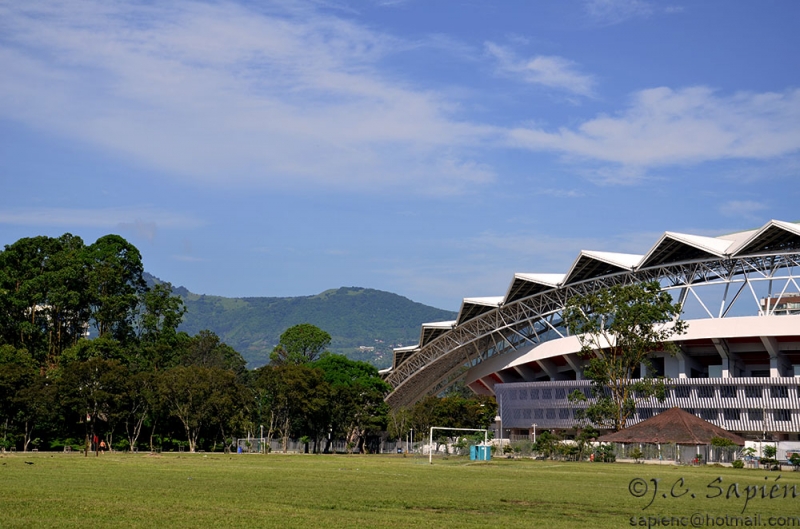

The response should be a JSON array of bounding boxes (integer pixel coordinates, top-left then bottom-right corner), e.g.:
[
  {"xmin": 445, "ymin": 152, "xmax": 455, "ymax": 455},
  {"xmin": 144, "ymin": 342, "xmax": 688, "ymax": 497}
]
[{"xmin": 385, "ymin": 222, "xmax": 800, "ymax": 408}]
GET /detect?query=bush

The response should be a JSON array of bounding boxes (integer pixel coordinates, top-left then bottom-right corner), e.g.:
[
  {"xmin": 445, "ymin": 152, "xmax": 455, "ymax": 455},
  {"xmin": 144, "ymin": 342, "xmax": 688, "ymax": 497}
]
[
  {"xmin": 710, "ymin": 436, "xmax": 736, "ymax": 448},
  {"xmin": 509, "ymin": 440, "xmax": 533, "ymax": 457},
  {"xmin": 594, "ymin": 444, "xmax": 616, "ymax": 463},
  {"xmin": 732, "ymin": 460, "xmax": 744, "ymax": 469}
]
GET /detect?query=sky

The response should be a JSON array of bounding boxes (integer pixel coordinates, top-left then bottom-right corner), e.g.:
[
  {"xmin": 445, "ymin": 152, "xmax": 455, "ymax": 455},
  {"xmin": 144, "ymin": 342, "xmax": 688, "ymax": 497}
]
[{"xmin": 1, "ymin": 0, "xmax": 799, "ymax": 311}]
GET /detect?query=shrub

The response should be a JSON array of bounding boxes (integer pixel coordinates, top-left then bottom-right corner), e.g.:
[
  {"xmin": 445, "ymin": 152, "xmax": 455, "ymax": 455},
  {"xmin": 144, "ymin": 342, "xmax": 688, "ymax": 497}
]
[
  {"xmin": 710, "ymin": 436, "xmax": 736, "ymax": 448},
  {"xmin": 732, "ymin": 460, "xmax": 744, "ymax": 469},
  {"xmin": 594, "ymin": 444, "xmax": 616, "ymax": 463}
]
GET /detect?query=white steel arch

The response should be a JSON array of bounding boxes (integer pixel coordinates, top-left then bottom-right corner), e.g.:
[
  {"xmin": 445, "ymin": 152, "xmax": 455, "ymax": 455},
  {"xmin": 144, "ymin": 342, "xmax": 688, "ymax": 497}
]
[{"xmin": 385, "ymin": 220, "xmax": 800, "ymax": 411}]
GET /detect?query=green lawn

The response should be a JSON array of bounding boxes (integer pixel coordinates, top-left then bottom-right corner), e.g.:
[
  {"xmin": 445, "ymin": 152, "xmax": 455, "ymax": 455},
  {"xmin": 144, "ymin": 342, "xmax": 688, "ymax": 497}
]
[{"xmin": 1, "ymin": 452, "xmax": 798, "ymax": 528}]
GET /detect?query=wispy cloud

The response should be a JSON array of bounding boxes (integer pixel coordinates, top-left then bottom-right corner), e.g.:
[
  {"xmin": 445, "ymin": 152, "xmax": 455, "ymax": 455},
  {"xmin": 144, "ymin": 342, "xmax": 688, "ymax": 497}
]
[
  {"xmin": 583, "ymin": 0, "xmax": 681, "ymax": 25},
  {"xmin": 539, "ymin": 188, "xmax": 585, "ymax": 198},
  {"xmin": 485, "ymin": 42, "xmax": 595, "ymax": 97},
  {"xmin": 171, "ymin": 255, "xmax": 207, "ymax": 263},
  {"xmin": 0, "ymin": 1, "xmax": 496, "ymax": 194},
  {"xmin": 0, "ymin": 207, "xmax": 203, "ymax": 233},
  {"xmin": 508, "ymin": 86, "xmax": 800, "ymax": 182},
  {"xmin": 383, "ymin": 228, "xmax": 665, "ymax": 307},
  {"xmin": 718, "ymin": 200, "xmax": 768, "ymax": 220},
  {"xmin": 0, "ymin": 1, "xmax": 792, "ymax": 195}
]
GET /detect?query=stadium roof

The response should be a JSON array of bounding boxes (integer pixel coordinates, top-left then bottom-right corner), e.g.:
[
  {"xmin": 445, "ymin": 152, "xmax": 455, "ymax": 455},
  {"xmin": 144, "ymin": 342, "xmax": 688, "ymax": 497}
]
[
  {"xmin": 505, "ymin": 273, "xmax": 564, "ymax": 304},
  {"xmin": 442, "ymin": 219, "xmax": 800, "ymax": 337},
  {"xmin": 420, "ymin": 321, "xmax": 456, "ymax": 347},
  {"xmin": 386, "ymin": 219, "xmax": 800, "ymax": 406},
  {"xmin": 457, "ymin": 297, "xmax": 503, "ymax": 325}
]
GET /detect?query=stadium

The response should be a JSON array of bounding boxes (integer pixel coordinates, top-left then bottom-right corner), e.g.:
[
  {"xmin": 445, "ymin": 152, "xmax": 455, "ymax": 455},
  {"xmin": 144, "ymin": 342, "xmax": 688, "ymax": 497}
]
[{"xmin": 383, "ymin": 219, "xmax": 800, "ymax": 441}]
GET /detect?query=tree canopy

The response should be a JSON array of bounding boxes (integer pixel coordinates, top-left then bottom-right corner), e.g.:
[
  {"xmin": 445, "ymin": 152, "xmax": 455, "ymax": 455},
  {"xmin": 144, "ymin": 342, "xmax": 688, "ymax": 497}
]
[
  {"xmin": 0, "ymin": 233, "xmax": 482, "ymax": 455},
  {"xmin": 270, "ymin": 323, "xmax": 331, "ymax": 365}
]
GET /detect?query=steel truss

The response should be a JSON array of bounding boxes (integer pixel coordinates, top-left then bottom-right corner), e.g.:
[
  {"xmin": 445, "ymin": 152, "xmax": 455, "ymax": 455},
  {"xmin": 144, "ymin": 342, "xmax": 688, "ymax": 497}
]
[{"xmin": 385, "ymin": 253, "xmax": 800, "ymax": 408}]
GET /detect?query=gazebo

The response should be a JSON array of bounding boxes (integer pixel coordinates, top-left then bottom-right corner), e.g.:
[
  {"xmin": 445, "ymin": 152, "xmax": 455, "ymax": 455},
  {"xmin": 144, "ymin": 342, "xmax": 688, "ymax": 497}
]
[{"xmin": 596, "ymin": 407, "xmax": 745, "ymax": 463}]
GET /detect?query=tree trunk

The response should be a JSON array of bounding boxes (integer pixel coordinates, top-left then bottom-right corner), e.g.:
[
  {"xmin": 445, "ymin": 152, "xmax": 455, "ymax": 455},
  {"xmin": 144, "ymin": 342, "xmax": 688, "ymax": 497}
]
[
  {"xmin": 91, "ymin": 417, "xmax": 98, "ymax": 457},
  {"xmin": 126, "ymin": 406, "xmax": 147, "ymax": 452},
  {"xmin": 281, "ymin": 417, "xmax": 289, "ymax": 454},
  {"xmin": 181, "ymin": 421, "xmax": 195, "ymax": 453},
  {"xmin": 265, "ymin": 411, "xmax": 275, "ymax": 452},
  {"xmin": 23, "ymin": 420, "xmax": 32, "ymax": 452},
  {"xmin": 149, "ymin": 419, "xmax": 157, "ymax": 452}
]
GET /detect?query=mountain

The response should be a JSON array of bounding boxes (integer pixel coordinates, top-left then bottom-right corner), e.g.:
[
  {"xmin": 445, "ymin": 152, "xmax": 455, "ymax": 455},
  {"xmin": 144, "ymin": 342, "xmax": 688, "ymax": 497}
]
[{"xmin": 144, "ymin": 274, "xmax": 456, "ymax": 368}]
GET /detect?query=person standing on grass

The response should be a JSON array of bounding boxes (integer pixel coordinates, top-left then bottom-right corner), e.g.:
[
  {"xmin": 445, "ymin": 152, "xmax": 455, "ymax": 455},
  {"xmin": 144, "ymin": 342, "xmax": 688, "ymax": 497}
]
[{"xmin": 99, "ymin": 440, "xmax": 106, "ymax": 454}]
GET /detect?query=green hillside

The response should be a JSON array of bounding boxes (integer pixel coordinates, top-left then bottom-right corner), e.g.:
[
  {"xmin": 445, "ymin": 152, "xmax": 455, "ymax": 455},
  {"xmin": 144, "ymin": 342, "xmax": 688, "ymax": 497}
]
[{"xmin": 148, "ymin": 276, "xmax": 456, "ymax": 368}]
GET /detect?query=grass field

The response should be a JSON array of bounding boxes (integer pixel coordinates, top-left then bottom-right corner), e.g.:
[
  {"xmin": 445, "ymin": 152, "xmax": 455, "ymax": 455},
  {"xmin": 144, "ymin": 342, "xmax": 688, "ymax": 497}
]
[{"xmin": 2, "ymin": 452, "xmax": 799, "ymax": 528}]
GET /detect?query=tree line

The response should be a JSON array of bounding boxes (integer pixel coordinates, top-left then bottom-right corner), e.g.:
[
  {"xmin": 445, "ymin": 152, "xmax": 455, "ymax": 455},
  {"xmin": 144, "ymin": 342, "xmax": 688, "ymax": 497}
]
[{"xmin": 0, "ymin": 233, "xmax": 493, "ymax": 454}]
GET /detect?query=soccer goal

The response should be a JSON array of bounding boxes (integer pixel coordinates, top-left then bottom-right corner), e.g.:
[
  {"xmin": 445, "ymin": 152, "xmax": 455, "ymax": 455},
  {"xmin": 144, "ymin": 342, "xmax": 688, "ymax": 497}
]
[
  {"xmin": 428, "ymin": 427, "xmax": 489, "ymax": 464},
  {"xmin": 234, "ymin": 437, "xmax": 268, "ymax": 454}
]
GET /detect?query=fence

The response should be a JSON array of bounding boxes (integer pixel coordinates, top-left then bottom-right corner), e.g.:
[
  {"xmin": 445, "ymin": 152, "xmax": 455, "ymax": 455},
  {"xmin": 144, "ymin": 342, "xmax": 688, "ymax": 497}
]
[
  {"xmin": 610, "ymin": 443, "xmax": 740, "ymax": 464},
  {"xmin": 232, "ymin": 438, "xmax": 431, "ymax": 454},
  {"xmin": 231, "ymin": 437, "xmax": 488, "ymax": 456}
]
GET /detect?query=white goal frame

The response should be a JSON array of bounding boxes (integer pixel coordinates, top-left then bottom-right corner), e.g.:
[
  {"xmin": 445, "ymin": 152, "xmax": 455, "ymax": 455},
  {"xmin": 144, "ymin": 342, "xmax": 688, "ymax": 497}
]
[{"xmin": 428, "ymin": 427, "xmax": 489, "ymax": 464}]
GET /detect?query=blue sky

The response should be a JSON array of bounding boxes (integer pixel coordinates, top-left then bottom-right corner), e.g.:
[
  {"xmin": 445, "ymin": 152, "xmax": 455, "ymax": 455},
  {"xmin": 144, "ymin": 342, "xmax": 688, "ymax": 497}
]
[{"xmin": 1, "ymin": 0, "xmax": 799, "ymax": 311}]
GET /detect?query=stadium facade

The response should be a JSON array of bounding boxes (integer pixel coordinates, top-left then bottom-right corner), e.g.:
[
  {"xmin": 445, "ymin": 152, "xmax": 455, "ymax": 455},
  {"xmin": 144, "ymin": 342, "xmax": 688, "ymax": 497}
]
[{"xmin": 383, "ymin": 220, "xmax": 800, "ymax": 441}]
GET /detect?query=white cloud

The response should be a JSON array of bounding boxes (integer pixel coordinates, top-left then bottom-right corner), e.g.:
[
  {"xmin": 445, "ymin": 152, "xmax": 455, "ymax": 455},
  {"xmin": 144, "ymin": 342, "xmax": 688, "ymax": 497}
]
[
  {"xmin": 171, "ymin": 255, "xmax": 207, "ymax": 263},
  {"xmin": 382, "ymin": 228, "xmax": 665, "ymax": 308},
  {"xmin": 117, "ymin": 219, "xmax": 158, "ymax": 242},
  {"xmin": 0, "ymin": 1, "xmax": 496, "ymax": 193},
  {"xmin": 0, "ymin": 207, "xmax": 203, "ymax": 231},
  {"xmin": 718, "ymin": 200, "xmax": 768, "ymax": 219},
  {"xmin": 539, "ymin": 188, "xmax": 585, "ymax": 198},
  {"xmin": 584, "ymin": 0, "xmax": 654, "ymax": 25},
  {"xmin": 485, "ymin": 42, "xmax": 595, "ymax": 97},
  {"xmin": 0, "ymin": 2, "xmax": 793, "ymax": 194},
  {"xmin": 508, "ymin": 86, "xmax": 800, "ymax": 180}
]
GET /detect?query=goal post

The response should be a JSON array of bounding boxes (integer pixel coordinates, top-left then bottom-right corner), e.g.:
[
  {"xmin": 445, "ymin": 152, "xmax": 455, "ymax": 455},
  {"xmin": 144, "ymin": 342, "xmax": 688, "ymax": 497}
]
[{"xmin": 428, "ymin": 427, "xmax": 489, "ymax": 464}]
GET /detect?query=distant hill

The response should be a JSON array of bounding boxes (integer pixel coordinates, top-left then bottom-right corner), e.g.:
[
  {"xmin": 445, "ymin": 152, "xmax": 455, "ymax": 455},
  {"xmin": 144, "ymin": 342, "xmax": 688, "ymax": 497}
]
[{"xmin": 144, "ymin": 274, "xmax": 456, "ymax": 368}]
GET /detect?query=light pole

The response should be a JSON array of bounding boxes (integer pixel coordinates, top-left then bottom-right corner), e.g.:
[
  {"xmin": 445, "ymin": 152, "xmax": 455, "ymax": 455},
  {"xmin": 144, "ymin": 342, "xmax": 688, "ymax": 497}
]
[
  {"xmin": 532, "ymin": 423, "xmax": 537, "ymax": 444},
  {"xmin": 494, "ymin": 415, "xmax": 502, "ymax": 446}
]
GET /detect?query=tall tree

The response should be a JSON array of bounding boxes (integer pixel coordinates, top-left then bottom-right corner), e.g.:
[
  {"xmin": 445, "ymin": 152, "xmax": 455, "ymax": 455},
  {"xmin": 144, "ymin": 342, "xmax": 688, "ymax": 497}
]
[
  {"xmin": 0, "ymin": 234, "xmax": 90, "ymax": 366},
  {"xmin": 314, "ymin": 354, "xmax": 389, "ymax": 453},
  {"xmin": 158, "ymin": 365, "xmax": 244, "ymax": 453},
  {"xmin": 252, "ymin": 364, "xmax": 329, "ymax": 453},
  {"xmin": 40, "ymin": 234, "xmax": 90, "ymax": 364},
  {"xmin": 563, "ymin": 280, "xmax": 687, "ymax": 431},
  {"xmin": 119, "ymin": 370, "xmax": 155, "ymax": 452},
  {"xmin": 85, "ymin": 235, "xmax": 146, "ymax": 342},
  {"xmin": 59, "ymin": 357, "xmax": 127, "ymax": 455},
  {"xmin": 270, "ymin": 323, "xmax": 331, "ymax": 365},
  {"xmin": 0, "ymin": 345, "xmax": 38, "ymax": 450},
  {"xmin": 179, "ymin": 330, "xmax": 246, "ymax": 375},
  {"xmin": 138, "ymin": 283, "xmax": 186, "ymax": 345}
]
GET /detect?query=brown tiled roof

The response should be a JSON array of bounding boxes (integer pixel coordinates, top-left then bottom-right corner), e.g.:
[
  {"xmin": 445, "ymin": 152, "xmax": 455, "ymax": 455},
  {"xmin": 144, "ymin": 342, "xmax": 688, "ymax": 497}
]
[{"xmin": 596, "ymin": 407, "xmax": 745, "ymax": 446}]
